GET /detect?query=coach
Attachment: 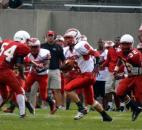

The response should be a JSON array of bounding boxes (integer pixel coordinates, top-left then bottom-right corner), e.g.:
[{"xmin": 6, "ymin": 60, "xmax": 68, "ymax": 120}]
[{"xmin": 41, "ymin": 30, "xmax": 65, "ymax": 110}]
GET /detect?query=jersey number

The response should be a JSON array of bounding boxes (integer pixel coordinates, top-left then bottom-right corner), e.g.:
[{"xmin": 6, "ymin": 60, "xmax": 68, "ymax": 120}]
[
  {"xmin": 0, "ymin": 44, "xmax": 17, "ymax": 62},
  {"xmin": 0, "ymin": 42, "xmax": 9, "ymax": 55},
  {"xmin": 128, "ymin": 50, "xmax": 138, "ymax": 58}
]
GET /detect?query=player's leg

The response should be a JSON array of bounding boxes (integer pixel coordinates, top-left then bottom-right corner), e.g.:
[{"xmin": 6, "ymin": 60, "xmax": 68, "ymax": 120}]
[
  {"xmin": 84, "ymin": 85, "xmax": 112, "ymax": 121},
  {"xmin": 6, "ymin": 70, "xmax": 25, "ymax": 117},
  {"xmin": 116, "ymin": 77, "xmax": 142, "ymax": 121},
  {"xmin": 64, "ymin": 74, "xmax": 94, "ymax": 120}
]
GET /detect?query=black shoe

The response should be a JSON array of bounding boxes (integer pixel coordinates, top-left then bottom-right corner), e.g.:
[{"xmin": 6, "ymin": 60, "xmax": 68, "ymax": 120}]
[
  {"xmin": 116, "ymin": 106, "xmax": 125, "ymax": 112},
  {"xmin": 132, "ymin": 107, "xmax": 142, "ymax": 121},
  {"xmin": 102, "ymin": 112, "xmax": 112, "ymax": 122},
  {"xmin": 25, "ymin": 101, "xmax": 35, "ymax": 115},
  {"xmin": 20, "ymin": 114, "xmax": 26, "ymax": 118}
]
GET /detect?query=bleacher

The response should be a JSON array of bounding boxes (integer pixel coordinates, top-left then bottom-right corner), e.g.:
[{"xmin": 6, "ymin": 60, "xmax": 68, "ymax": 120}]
[{"xmin": 20, "ymin": 0, "xmax": 142, "ymax": 12}]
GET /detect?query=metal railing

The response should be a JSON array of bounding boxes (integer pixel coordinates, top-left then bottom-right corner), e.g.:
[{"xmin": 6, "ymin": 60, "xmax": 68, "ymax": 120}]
[{"xmin": 64, "ymin": 4, "xmax": 142, "ymax": 9}]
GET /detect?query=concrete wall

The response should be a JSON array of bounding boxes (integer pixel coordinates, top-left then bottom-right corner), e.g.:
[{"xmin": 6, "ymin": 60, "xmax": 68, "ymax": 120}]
[
  {"xmin": 0, "ymin": 9, "xmax": 37, "ymax": 39},
  {"xmin": 52, "ymin": 11, "xmax": 142, "ymax": 45},
  {"xmin": 0, "ymin": 9, "xmax": 51, "ymax": 42},
  {"xmin": 0, "ymin": 9, "xmax": 141, "ymax": 47}
]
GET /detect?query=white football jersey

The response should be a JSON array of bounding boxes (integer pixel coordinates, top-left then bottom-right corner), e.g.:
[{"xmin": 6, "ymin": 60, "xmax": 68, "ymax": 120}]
[
  {"xmin": 96, "ymin": 49, "xmax": 109, "ymax": 81},
  {"xmin": 28, "ymin": 48, "xmax": 50, "ymax": 75},
  {"xmin": 63, "ymin": 46, "xmax": 78, "ymax": 59},
  {"xmin": 74, "ymin": 41, "xmax": 94, "ymax": 73}
]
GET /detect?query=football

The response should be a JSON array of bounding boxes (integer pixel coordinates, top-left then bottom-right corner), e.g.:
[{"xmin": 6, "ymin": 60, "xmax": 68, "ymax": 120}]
[{"xmin": 61, "ymin": 59, "xmax": 75, "ymax": 72}]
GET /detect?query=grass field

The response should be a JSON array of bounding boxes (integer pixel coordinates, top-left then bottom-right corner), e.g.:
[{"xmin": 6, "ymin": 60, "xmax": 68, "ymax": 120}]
[{"xmin": 0, "ymin": 108, "xmax": 142, "ymax": 130}]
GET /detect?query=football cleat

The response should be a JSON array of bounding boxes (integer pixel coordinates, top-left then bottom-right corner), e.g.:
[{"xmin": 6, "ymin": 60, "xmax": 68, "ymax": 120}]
[
  {"xmin": 20, "ymin": 114, "xmax": 26, "ymax": 118},
  {"xmin": 102, "ymin": 112, "xmax": 113, "ymax": 122},
  {"xmin": 74, "ymin": 109, "xmax": 87, "ymax": 120},
  {"xmin": 132, "ymin": 107, "xmax": 142, "ymax": 121},
  {"xmin": 103, "ymin": 115, "xmax": 112, "ymax": 122},
  {"xmin": 58, "ymin": 105, "xmax": 66, "ymax": 110},
  {"xmin": 116, "ymin": 106, "xmax": 125, "ymax": 112},
  {"xmin": 106, "ymin": 105, "xmax": 115, "ymax": 112}
]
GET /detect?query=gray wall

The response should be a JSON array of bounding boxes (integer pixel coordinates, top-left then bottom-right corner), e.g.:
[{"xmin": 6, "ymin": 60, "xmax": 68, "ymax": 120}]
[{"xmin": 0, "ymin": 9, "xmax": 141, "ymax": 47}]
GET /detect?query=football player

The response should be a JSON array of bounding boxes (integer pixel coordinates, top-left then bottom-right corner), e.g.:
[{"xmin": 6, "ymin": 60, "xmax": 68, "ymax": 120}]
[
  {"xmin": 63, "ymin": 28, "xmax": 112, "ymax": 121},
  {"xmin": 0, "ymin": 30, "xmax": 30, "ymax": 117},
  {"xmin": 24, "ymin": 37, "xmax": 57, "ymax": 114},
  {"xmin": 115, "ymin": 34, "xmax": 142, "ymax": 121}
]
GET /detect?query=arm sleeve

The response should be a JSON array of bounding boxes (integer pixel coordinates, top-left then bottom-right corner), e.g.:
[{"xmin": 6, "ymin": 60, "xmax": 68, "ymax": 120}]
[{"xmin": 76, "ymin": 42, "xmax": 100, "ymax": 57}]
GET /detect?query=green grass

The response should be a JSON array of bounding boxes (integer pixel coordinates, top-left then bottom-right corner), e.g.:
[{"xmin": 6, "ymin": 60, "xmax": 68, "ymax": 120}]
[{"xmin": 0, "ymin": 108, "xmax": 142, "ymax": 130}]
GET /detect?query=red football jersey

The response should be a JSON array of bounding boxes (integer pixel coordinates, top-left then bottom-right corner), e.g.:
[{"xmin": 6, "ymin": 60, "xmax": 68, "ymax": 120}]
[
  {"xmin": 118, "ymin": 48, "xmax": 142, "ymax": 67},
  {"xmin": 0, "ymin": 39, "xmax": 13, "ymax": 47},
  {"xmin": 0, "ymin": 40, "xmax": 30, "ymax": 69},
  {"xmin": 102, "ymin": 47, "xmax": 119, "ymax": 72}
]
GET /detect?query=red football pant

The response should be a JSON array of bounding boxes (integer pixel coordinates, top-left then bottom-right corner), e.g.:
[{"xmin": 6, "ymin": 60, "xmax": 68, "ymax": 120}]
[
  {"xmin": 24, "ymin": 73, "xmax": 48, "ymax": 101},
  {"xmin": 116, "ymin": 76, "xmax": 142, "ymax": 104},
  {"xmin": 0, "ymin": 68, "xmax": 24, "ymax": 100},
  {"xmin": 64, "ymin": 72, "xmax": 95, "ymax": 105}
]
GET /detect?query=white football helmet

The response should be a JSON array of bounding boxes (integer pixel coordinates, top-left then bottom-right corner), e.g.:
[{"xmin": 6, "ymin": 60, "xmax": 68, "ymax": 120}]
[
  {"xmin": 137, "ymin": 43, "xmax": 142, "ymax": 49},
  {"xmin": 13, "ymin": 30, "xmax": 30, "ymax": 43},
  {"xmin": 64, "ymin": 28, "xmax": 81, "ymax": 44},
  {"xmin": 104, "ymin": 41, "xmax": 114, "ymax": 48},
  {"xmin": 120, "ymin": 34, "xmax": 134, "ymax": 44},
  {"xmin": 120, "ymin": 34, "xmax": 134, "ymax": 53},
  {"xmin": 28, "ymin": 38, "xmax": 41, "ymax": 46},
  {"xmin": 55, "ymin": 35, "xmax": 64, "ymax": 42}
]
